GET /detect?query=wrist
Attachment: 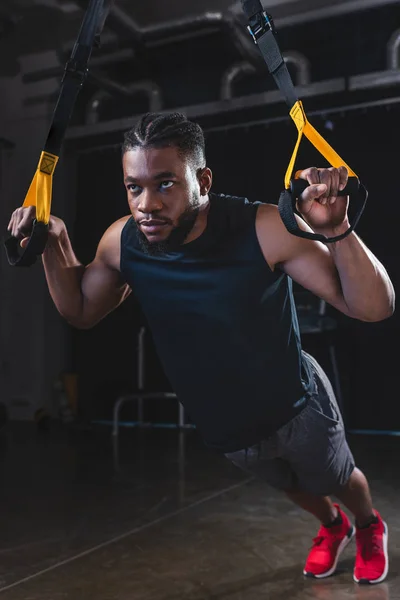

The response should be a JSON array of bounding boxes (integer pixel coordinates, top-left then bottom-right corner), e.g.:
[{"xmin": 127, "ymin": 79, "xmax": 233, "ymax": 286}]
[
  {"xmin": 45, "ymin": 220, "xmax": 67, "ymax": 247},
  {"xmin": 313, "ymin": 219, "xmax": 351, "ymax": 241},
  {"xmin": 43, "ymin": 224, "xmax": 78, "ymax": 266}
]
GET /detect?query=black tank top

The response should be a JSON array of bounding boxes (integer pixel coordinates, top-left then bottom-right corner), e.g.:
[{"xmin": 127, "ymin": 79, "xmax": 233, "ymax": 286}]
[{"xmin": 120, "ymin": 193, "xmax": 312, "ymax": 453}]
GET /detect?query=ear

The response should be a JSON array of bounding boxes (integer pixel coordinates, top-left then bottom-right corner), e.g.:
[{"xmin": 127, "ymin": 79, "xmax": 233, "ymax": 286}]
[{"xmin": 198, "ymin": 167, "xmax": 213, "ymax": 196}]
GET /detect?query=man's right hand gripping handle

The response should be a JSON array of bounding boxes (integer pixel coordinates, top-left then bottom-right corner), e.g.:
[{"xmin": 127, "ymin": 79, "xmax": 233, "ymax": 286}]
[
  {"xmin": 8, "ymin": 207, "xmax": 131, "ymax": 329},
  {"xmin": 8, "ymin": 206, "xmax": 87, "ymax": 326}
]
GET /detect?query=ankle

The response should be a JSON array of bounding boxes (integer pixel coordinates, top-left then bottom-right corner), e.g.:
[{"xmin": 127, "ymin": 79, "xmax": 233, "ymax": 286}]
[
  {"xmin": 356, "ymin": 512, "xmax": 378, "ymax": 529},
  {"xmin": 322, "ymin": 506, "xmax": 341, "ymax": 528}
]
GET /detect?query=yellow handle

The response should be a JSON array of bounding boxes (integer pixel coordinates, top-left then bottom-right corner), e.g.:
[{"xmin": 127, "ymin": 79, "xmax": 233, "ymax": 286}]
[
  {"xmin": 22, "ymin": 151, "xmax": 59, "ymax": 224},
  {"xmin": 284, "ymin": 101, "xmax": 357, "ymax": 190}
]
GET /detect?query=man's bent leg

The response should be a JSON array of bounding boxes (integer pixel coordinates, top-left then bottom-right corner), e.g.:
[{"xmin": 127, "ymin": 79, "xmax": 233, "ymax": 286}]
[
  {"xmin": 335, "ymin": 467, "xmax": 388, "ymax": 585},
  {"xmin": 284, "ymin": 488, "xmax": 338, "ymax": 525},
  {"xmin": 283, "ymin": 467, "xmax": 374, "ymax": 527},
  {"xmin": 282, "ymin": 485, "xmax": 354, "ymax": 579},
  {"xmin": 335, "ymin": 467, "xmax": 374, "ymax": 527}
]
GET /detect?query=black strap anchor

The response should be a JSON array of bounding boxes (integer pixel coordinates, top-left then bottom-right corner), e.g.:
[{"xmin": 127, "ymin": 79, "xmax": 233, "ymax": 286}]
[
  {"xmin": 4, "ymin": 0, "xmax": 114, "ymax": 267},
  {"xmin": 241, "ymin": 0, "xmax": 368, "ymax": 243}
]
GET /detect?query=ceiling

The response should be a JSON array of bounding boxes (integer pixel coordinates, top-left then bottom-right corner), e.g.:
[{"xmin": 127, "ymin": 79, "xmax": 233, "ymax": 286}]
[
  {"xmin": 0, "ymin": 0, "xmax": 398, "ymax": 77},
  {"xmin": 4, "ymin": 0, "xmax": 399, "ymax": 26},
  {"xmin": 2, "ymin": 0, "xmax": 399, "ymax": 46}
]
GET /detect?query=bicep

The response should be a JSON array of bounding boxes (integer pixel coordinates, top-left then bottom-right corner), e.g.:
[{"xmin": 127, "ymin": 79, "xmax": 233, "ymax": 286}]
[
  {"xmin": 81, "ymin": 259, "xmax": 131, "ymax": 326},
  {"xmin": 79, "ymin": 218, "xmax": 132, "ymax": 327},
  {"xmin": 256, "ymin": 204, "xmax": 351, "ymax": 316},
  {"xmin": 279, "ymin": 241, "xmax": 351, "ymax": 315}
]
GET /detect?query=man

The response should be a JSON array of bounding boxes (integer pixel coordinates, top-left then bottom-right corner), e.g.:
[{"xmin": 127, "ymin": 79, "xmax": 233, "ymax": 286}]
[{"xmin": 8, "ymin": 112, "xmax": 394, "ymax": 584}]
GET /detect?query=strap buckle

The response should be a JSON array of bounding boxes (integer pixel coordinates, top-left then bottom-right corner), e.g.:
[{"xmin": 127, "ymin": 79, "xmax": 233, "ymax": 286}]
[
  {"xmin": 247, "ymin": 11, "xmax": 274, "ymax": 44},
  {"xmin": 63, "ymin": 57, "xmax": 89, "ymax": 85}
]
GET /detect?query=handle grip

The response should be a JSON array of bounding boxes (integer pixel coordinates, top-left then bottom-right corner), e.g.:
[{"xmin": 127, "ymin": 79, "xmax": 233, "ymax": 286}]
[
  {"xmin": 4, "ymin": 220, "xmax": 48, "ymax": 267},
  {"xmin": 278, "ymin": 178, "xmax": 368, "ymax": 243},
  {"xmin": 290, "ymin": 177, "xmax": 360, "ymax": 199}
]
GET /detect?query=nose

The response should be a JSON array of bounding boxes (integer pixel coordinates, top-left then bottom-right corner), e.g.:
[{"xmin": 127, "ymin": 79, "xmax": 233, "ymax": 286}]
[{"xmin": 137, "ymin": 190, "xmax": 163, "ymax": 215}]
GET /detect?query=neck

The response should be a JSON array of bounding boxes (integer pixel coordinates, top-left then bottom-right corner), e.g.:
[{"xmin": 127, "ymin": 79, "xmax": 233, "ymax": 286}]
[{"xmin": 183, "ymin": 194, "xmax": 211, "ymax": 244}]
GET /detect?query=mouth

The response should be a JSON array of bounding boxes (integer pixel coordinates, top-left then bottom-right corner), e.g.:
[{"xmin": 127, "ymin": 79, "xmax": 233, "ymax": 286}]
[{"xmin": 139, "ymin": 220, "xmax": 170, "ymax": 235}]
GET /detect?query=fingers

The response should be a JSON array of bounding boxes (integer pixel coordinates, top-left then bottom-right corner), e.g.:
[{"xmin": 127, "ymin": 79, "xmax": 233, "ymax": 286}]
[
  {"xmin": 296, "ymin": 167, "xmax": 326, "ymax": 205},
  {"xmin": 18, "ymin": 209, "xmax": 35, "ymax": 237},
  {"xmin": 7, "ymin": 206, "xmax": 36, "ymax": 239},
  {"xmin": 338, "ymin": 165, "xmax": 349, "ymax": 191},
  {"xmin": 300, "ymin": 183, "xmax": 327, "ymax": 205},
  {"xmin": 296, "ymin": 167, "xmax": 349, "ymax": 205},
  {"xmin": 296, "ymin": 167, "xmax": 320, "ymax": 186},
  {"xmin": 319, "ymin": 169, "xmax": 337, "ymax": 205}
]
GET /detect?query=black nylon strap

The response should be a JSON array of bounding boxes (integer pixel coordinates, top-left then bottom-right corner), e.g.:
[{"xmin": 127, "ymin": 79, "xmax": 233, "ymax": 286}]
[
  {"xmin": 45, "ymin": 70, "xmax": 88, "ymax": 156},
  {"xmin": 45, "ymin": 0, "xmax": 114, "ymax": 156},
  {"xmin": 254, "ymin": 28, "xmax": 298, "ymax": 109},
  {"xmin": 242, "ymin": 0, "xmax": 264, "ymax": 19},
  {"xmin": 5, "ymin": 0, "xmax": 114, "ymax": 267},
  {"xmin": 77, "ymin": 0, "xmax": 110, "ymax": 46},
  {"xmin": 241, "ymin": 0, "xmax": 368, "ymax": 243},
  {"xmin": 278, "ymin": 184, "xmax": 368, "ymax": 244},
  {"xmin": 271, "ymin": 59, "xmax": 298, "ymax": 109},
  {"xmin": 241, "ymin": 0, "xmax": 298, "ymax": 109},
  {"xmin": 257, "ymin": 28, "xmax": 282, "ymax": 72},
  {"xmin": 4, "ymin": 221, "xmax": 49, "ymax": 267}
]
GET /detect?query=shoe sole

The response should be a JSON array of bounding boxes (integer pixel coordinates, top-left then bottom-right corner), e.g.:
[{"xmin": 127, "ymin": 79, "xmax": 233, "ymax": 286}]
[
  {"xmin": 303, "ymin": 525, "xmax": 355, "ymax": 579},
  {"xmin": 353, "ymin": 521, "xmax": 389, "ymax": 585}
]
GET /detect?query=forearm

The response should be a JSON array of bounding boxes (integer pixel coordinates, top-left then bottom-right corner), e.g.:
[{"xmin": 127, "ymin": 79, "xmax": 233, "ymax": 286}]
[
  {"xmin": 327, "ymin": 226, "xmax": 395, "ymax": 322},
  {"xmin": 42, "ymin": 230, "xmax": 86, "ymax": 326}
]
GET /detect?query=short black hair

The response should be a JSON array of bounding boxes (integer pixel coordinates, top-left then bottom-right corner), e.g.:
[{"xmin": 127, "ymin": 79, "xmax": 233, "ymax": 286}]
[{"xmin": 122, "ymin": 112, "xmax": 206, "ymax": 170}]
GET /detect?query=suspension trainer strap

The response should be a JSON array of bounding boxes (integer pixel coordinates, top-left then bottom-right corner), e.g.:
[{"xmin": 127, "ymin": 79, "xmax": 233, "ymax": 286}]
[
  {"xmin": 241, "ymin": 0, "xmax": 368, "ymax": 243},
  {"xmin": 5, "ymin": 0, "xmax": 114, "ymax": 267}
]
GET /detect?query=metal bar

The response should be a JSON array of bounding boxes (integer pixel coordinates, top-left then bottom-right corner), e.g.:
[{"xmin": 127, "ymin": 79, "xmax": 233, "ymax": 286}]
[
  {"xmin": 387, "ymin": 29, "xmax": 400, "ymax": 70},
  {"xmin": 329, "ymin": 345, "xmax": 343, "ymax": 414},
  {"xmin": 71, "ymin": 94, "xmax": 400, "ymax": 149},
  {"xmin": 89, "ymin": 48, "xmax": 135, "ymax": 68},
  {"xmin": 350, "ymin": 70, "xmax": 400, "ymax": 91},
  {"xmin": 137, "ymin": 326, "xmax": 145, "ymax": 424},
  {"xmin": 87, "ymin": 72, "xmax": 137, "ymax": 98},
  {"xmin": 112, "ymin": 392, "xmax": 180, "ymax": 436},
  {"xmin": 143, "ymin": 12, "xmax": 223, "ymax": 43},
  {"xmin": 275, "ymin": 0, "xmax": 400, "ymax": 28},
  {"xmin": 23, "ymin": 68, "xmax": 137, "ymax": 101},
  {"xmin": 203, "ymin": 95, "xmax": 400, "ymax": 135},
  {"xmin": 85, "ymin": 81, "xmax": 162, "ymax": 125},
  {"xmin": 348, "ymin": 429, "xmax": 400, "ymax": 436},
  {"xmin": 65, "ymin": 77, "xmax": 346, "ymax": 140},
  {"xmin": 112, "ymin": 394, "xmax": 130, "ymax": 437},
  {"xmin": 178, "ymin": 402, "xmax": 185, "ymax": 428}
]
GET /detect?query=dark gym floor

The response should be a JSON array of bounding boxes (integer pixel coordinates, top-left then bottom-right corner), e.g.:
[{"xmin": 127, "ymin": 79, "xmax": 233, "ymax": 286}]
[{"xmin": 0, "ymin": 422, "xmax": 398, "ymax": 599}]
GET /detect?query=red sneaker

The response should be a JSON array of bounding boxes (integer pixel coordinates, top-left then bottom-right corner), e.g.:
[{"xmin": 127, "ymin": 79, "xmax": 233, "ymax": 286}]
[
  {"xmin": 304, "ymin": 505, "xmax": 354, "ymax": 578},
  {"xmin": 354, "ymin": 511, "xmax": 389, "ymax": 584}
]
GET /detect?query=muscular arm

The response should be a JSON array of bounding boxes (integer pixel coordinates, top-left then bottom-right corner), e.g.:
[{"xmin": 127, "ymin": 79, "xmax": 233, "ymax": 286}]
[
  {"xmin": 256, "ymin": 204, "xmax": 395, "ymax": 322},
  {"xmin": 42, "ymin": 216, "xmax": 131, "ymax": 328}
]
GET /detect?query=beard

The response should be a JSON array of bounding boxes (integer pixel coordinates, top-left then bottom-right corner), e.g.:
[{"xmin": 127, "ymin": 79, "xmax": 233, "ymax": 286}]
[{"xmin": 134, "ymin": 195, "xmax": 201, "ymax": 256}]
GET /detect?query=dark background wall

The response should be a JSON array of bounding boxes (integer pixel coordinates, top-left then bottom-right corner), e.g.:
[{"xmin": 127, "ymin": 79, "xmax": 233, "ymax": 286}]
[
  {"xmin": 70, "ymin": 102, "xmax": 400, "ymax": 431},
  {"xmin": 0, "ymin": 1, "xmax": 399, "ymax": 429}
]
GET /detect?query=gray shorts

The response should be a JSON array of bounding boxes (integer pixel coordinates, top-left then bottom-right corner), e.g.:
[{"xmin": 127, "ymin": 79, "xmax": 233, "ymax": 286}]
[{"xmin": 225, "ymin": 353, "xmax": 355, "ymax": 496}]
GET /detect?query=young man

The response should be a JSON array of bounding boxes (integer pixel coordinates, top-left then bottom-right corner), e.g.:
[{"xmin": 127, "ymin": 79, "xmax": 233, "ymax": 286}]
[{"xmin": 8, "ymin": 112, "xmax": 394, "ymax": 584}]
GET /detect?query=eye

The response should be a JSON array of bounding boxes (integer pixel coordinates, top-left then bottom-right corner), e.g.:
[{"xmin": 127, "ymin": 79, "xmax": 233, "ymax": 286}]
[
  {"xmin": 160, "ymin": 181, "xmax": 174, "ymax": 190},
  {"xmin": 127, "ymin": 184, "xmax": 141, "ymax": 193}
]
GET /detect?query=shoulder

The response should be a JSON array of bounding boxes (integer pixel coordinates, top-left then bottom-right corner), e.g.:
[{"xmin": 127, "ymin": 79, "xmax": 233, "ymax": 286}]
[
  {"xmin": 212, "ymin": 192, "xmax": 258, "ymax": 210},
  {"xmin": 255, "ymin": 203, "xmax": 320, "ymax": 270},
  {"xmin": 255, "ymin": 202, "xmax": 283, "ymax": 231},
  {"xmin": 211, "ymin": 192, "xmax": 261, "ymax": 232},
  {"xmin": 96, "ymin": 215, "xmax": 131, "ymax": 271}
]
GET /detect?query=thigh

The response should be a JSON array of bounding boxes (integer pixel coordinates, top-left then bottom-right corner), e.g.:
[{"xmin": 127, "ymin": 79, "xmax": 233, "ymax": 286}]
[{"xmin": 277, "ymin": 354, "xmax": 355, "ymax": 496}]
